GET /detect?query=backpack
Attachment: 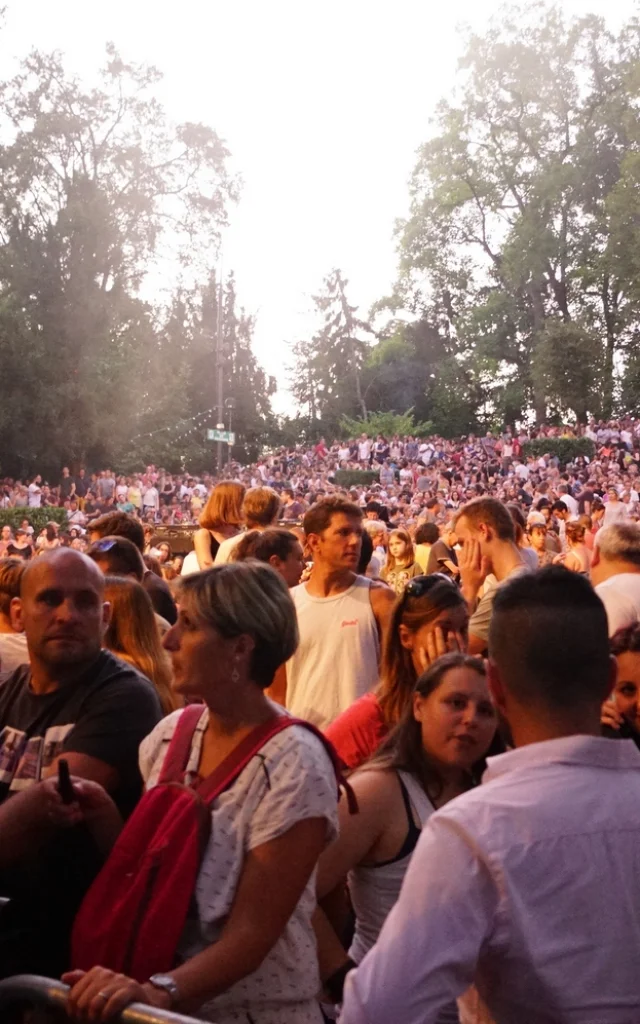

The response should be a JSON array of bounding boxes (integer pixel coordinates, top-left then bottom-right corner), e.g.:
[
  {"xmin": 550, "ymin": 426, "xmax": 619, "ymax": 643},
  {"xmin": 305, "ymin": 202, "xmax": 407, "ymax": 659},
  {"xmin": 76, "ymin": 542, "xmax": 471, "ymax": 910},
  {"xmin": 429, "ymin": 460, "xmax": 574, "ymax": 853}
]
[{"xmin": 71, "ymin": 704, "xmax": 353, "ymax": 982}]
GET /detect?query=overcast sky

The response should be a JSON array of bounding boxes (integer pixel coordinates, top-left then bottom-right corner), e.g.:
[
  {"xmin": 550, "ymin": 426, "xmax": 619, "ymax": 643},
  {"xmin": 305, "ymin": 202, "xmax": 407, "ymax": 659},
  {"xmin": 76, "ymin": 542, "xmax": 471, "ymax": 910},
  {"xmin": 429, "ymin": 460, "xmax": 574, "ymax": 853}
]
[{"xmin": 0, "ymin": 0, "xmax": 634, "ymax": 412}]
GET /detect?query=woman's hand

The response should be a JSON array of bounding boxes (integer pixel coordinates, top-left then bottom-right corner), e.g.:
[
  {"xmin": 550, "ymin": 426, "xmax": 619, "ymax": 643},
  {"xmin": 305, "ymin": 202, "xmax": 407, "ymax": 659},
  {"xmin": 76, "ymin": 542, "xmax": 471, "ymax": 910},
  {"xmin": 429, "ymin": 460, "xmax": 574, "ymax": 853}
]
[
  {"xmin": 62, "ymin": 968, "xmax": 170, "ymax": 1022},
  {"xmin": 417, "ymin": 626, "xmax": 466, "ymax": 671},
  {"xmin": 601, "ymin": 699, "xmax": 623, "ymax": 731}
]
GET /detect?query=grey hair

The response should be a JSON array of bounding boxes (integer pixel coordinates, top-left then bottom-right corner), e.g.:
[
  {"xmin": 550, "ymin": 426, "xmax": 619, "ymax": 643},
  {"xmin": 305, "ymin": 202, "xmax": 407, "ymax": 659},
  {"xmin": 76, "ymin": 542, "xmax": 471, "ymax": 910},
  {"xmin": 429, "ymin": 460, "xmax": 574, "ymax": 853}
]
[
  {"xmin": 178, "ymin": 562, "xmax": 299, "ymax": 689},
  {"xmin": 363, "ymin": 519, "xmax": 387, "ymax": 538},
  {"xmin": 596, "ymin": 522, "xmax": 640, "ymax": 567}
]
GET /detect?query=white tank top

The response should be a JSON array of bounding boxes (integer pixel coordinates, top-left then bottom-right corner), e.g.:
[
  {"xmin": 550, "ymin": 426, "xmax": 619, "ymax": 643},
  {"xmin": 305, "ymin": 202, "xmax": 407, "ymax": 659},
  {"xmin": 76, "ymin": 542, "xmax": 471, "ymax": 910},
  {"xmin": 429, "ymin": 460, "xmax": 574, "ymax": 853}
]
[
  {"xmin": 348, "ymin": 771, "xmax": 434, "ymax": 965},
  {"xmin": 285, "ymin": 576, "xmax": 380, "ymax": 729}
]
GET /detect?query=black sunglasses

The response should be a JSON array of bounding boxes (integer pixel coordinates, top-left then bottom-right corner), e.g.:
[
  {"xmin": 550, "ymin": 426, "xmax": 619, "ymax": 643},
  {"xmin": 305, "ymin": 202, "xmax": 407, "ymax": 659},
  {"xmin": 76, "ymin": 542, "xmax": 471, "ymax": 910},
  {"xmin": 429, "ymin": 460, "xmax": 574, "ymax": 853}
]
[{"xmin": 403, "ymin": 573, "xmax": 456, "ymax": 599}]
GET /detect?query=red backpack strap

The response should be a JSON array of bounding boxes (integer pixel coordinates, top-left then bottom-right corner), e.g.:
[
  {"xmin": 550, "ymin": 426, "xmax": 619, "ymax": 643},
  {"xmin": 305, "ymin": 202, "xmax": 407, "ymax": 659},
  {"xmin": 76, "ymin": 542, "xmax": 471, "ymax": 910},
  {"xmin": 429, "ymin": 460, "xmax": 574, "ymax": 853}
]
[
  {"xmin": 195, "ymin": 714, "xmax": 296, "ymax": 803},
  {"xmin": 159, "ymin": 704, "xmax": 207, "ymax": 784}
]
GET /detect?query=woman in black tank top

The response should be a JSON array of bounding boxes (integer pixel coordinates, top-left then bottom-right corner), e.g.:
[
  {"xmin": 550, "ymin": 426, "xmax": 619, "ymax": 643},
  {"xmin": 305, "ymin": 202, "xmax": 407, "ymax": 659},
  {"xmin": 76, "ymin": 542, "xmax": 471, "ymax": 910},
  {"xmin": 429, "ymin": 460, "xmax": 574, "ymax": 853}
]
[
  {"xmin": 315, "ymin": 654, "xmax": 498, "ymax": 1013},
  {"xmin": 192, "ymin": 481, "xmax": 245, "ymax": 570}
]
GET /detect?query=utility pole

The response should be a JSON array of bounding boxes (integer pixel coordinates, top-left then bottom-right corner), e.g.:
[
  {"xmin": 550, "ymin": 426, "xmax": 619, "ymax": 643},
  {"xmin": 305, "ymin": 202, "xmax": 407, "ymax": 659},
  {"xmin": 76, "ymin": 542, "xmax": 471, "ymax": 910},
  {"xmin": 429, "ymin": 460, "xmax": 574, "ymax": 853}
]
[{"xmin": 215, "ymin": 268, "xmax": 224, "ymax": 476}]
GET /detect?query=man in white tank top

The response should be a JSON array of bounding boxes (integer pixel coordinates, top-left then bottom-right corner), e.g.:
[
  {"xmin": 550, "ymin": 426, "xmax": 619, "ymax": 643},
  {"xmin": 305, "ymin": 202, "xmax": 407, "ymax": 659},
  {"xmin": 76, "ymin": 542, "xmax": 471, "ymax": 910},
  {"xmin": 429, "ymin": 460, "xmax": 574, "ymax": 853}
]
[{"xmin": 279, "ymin": 497, "xmax": 394, "ymax": 729}]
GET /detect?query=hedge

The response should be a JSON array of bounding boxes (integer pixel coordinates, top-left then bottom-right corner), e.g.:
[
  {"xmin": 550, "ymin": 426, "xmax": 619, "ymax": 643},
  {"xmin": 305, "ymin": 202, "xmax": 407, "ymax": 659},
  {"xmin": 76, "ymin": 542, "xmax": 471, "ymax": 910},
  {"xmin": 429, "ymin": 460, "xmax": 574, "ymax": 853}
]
[
  {"xmin": 334, "ymin": 470, "xmax": 380, "ymax": 488},
  {"xmin": 521, "ymin": 437, "xmax": 595, "ymax": 465},
  {"xmin": 0, "ymin": 507, "xmax": 68, "ymax": 534}
]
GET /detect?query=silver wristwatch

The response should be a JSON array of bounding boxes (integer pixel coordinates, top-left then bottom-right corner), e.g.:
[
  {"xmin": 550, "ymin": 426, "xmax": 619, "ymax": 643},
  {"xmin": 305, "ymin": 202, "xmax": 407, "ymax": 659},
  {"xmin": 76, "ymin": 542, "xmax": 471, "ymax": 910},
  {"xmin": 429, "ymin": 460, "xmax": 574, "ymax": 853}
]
[{"xmin": 148, "ymin": 974, "xmax": 180, "ymax": 1006}]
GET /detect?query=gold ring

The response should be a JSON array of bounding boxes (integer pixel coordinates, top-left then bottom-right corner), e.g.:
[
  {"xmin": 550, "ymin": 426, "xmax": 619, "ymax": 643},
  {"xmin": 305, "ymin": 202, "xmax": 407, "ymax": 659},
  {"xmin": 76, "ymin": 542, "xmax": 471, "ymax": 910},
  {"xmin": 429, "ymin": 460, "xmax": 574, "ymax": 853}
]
[{"xmin": 97, "ymin": 992, "xmax": 109, "ymax": 1001}]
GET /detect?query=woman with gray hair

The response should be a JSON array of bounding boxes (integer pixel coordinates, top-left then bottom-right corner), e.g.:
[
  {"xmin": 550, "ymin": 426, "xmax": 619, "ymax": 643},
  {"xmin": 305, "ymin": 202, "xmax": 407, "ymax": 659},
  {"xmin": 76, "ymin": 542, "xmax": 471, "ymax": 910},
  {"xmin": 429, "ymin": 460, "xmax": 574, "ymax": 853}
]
[{"xmin": 61, "ymin": 561, "xmax": 340, "ymax": 1024}]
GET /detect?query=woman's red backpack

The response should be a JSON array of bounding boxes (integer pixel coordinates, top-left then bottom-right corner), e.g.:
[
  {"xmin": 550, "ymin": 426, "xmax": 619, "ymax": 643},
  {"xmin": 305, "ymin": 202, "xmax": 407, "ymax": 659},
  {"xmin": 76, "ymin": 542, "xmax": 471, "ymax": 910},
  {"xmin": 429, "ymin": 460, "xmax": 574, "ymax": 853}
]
[{"xmin": 71, "ymin": 705, "xmax": 353, "ymax": 982}]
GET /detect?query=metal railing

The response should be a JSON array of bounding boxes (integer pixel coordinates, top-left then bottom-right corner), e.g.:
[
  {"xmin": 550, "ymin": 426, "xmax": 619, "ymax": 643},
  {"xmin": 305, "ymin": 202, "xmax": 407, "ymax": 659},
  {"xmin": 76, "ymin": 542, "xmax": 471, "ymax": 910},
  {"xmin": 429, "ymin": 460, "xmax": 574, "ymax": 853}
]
[{"xmin": 0, "ymin": 975, "xmax": 206, "ymax": 1024}]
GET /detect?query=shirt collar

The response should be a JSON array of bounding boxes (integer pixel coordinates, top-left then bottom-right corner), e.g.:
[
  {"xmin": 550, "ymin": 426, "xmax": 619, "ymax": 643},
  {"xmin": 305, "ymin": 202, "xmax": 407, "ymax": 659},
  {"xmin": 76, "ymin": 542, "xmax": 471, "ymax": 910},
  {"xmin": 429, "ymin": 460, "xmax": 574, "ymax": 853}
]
[{"xmin": 483, "ymin": 734, "xmax": 640, "ymax": 784}]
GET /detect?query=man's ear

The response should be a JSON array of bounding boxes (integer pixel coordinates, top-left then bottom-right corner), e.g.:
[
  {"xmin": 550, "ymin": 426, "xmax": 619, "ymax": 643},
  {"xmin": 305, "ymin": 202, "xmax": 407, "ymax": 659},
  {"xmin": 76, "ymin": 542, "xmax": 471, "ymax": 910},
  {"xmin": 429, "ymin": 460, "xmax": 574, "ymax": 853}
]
[
  {"xmin": 10, "ymin": 597, "xmax": 24, "ymax": 634},
  {"xmin": 487, "ymin": 658, "xmax": 507, "ymax": 716},
  {"xmin": 603, "ymin": 654, "xmax": 617, "ymax": 703},
  {"xmin": 101, "ymin": 601, "xmax": 112, "ymax": 634}
]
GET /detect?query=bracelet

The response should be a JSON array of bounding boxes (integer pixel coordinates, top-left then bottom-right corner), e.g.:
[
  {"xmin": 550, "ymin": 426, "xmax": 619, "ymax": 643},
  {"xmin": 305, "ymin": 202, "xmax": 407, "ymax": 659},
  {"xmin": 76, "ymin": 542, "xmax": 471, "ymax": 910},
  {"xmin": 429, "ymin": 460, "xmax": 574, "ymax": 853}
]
[{"xmin": 325, "ymin": 958, "xmax": 356, "ymax": 1005}]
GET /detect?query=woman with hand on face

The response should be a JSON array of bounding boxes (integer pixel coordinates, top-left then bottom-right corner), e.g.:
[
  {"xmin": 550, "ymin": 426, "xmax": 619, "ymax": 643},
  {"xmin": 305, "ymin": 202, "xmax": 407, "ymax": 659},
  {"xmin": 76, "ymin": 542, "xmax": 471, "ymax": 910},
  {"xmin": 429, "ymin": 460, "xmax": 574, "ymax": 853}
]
[
  {"xmin": 61, "ymin": 562, "xmax": 340, "ymax": 1024},
  {"xmin": 601, "ymin": 624, "xmax": 640, "ymax": 749},
  {"xmin": 315, "ymin": 653, "xmax": 497, "ymax": 1016},
  {"xmin": 325, "ymin": 576, "xmax": 469, "ymax": 771}
]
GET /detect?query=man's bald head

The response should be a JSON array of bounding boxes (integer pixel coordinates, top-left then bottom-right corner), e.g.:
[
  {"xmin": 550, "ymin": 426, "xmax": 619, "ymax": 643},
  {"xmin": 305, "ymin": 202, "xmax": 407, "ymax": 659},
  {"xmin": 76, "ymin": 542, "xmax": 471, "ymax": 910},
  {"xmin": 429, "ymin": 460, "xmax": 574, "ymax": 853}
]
[
  {"xmin": 21, "ymin": 548, "xmax": 105, "ymax": 599},
  {"xmin": 14, "ymin": 548, "xmax": 109, "ymax": 677}
]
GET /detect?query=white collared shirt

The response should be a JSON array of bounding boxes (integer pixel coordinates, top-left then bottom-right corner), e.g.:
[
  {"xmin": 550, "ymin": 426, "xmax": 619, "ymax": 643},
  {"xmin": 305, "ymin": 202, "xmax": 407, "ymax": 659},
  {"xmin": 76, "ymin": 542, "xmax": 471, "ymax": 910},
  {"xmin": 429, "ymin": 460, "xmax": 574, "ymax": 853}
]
[{"xmin": 340, "ymin": 735, "xmax": 640, "ymax": 1024}]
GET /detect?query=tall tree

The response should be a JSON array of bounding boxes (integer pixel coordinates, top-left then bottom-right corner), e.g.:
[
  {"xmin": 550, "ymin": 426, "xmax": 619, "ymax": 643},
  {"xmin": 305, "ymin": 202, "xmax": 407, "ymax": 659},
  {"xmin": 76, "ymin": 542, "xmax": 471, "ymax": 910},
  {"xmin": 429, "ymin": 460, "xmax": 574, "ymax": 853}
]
[
  {"xmin": 0, "ymin": 45, "xmax": 235, "ymax": 475},
  {"xmin": 395, "ymin": 4, "xmax": 640, "ymax": 423},
  {"xmin": 290, "ymin": 269, "xmax": 373, "ymax": 434}
]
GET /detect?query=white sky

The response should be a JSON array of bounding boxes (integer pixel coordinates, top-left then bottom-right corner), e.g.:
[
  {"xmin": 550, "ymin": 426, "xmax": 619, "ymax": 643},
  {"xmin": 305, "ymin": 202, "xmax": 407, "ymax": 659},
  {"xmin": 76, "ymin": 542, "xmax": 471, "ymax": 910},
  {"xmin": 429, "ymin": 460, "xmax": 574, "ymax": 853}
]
[{"xmin": 0, "ymin": 0, "xmax": 634, "ymax": 412}]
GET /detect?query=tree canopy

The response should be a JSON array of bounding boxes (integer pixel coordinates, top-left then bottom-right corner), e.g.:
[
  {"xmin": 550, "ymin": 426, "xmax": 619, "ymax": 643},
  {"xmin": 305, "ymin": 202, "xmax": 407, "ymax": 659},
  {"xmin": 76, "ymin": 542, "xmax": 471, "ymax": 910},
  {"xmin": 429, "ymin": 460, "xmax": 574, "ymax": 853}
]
[
  {"xmin": 0, "ymin": 45, "xmax": 274, "ymax": 476},
  {"xmin": 289, "ymin": 3, "xmax": 640, "ymax": 437}
]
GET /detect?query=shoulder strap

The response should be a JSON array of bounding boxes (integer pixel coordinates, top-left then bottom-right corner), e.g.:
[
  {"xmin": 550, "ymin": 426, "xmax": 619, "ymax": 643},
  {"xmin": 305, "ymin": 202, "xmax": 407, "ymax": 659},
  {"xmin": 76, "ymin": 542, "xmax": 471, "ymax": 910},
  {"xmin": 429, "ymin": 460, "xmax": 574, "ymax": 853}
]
[
  {"xmin": 196, "ymin": 714, "xmax": 298, "ymax": 803},
  {"xmin": 159, "ymin": 704, "xmax": 207, "ymax": 784}
]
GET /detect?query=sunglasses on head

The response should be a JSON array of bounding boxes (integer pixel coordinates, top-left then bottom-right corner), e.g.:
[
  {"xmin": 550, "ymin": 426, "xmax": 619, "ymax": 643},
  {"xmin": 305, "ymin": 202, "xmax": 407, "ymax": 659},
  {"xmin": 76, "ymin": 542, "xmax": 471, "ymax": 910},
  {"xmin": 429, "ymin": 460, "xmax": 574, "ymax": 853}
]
[
  {"xmin": 92, "ymin": 538, "xmax": 118, "ymax": 553},
  {"xmin": 403, "ymin": 573, "xmax": 456, "ymax": 599}
]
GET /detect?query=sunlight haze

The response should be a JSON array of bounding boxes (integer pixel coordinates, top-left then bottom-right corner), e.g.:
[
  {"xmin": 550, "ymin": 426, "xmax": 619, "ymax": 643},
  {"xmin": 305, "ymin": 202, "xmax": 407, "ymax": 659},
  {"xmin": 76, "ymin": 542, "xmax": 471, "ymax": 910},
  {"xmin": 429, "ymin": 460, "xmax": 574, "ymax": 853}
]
[{"xmin": 1, "ymin": 0, "xmax": 633, "ymax": 412}]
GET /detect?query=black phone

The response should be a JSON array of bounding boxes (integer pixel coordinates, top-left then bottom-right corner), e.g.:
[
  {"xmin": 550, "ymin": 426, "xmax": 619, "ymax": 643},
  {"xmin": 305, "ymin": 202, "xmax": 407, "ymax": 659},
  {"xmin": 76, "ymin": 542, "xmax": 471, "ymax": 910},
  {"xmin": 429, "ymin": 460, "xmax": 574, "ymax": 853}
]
[{"xmin": 57, "ymin": 758, "xmax": 75, "ymax": 805}]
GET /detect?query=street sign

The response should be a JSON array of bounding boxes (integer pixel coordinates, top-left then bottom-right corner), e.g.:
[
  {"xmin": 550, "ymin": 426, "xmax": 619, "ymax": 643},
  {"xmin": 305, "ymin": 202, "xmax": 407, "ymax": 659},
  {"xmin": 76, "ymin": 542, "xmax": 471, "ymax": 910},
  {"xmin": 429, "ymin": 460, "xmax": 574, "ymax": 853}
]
[{"xmin": 207, "ymin": 428, "xmax": 235, "ymax": 444}]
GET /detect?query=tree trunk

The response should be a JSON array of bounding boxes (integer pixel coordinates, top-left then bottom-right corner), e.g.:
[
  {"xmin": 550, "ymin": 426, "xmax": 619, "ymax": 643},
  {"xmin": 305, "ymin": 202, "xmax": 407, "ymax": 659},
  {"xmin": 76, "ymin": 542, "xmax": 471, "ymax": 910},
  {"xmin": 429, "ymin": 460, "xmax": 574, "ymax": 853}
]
[
  {"xmin": 527, "ymin": 281, "xmax": 547, "ymax": 423},
  {"xmin": 601, "ymin": 274, "xmax": 615, "ymax": 418}
]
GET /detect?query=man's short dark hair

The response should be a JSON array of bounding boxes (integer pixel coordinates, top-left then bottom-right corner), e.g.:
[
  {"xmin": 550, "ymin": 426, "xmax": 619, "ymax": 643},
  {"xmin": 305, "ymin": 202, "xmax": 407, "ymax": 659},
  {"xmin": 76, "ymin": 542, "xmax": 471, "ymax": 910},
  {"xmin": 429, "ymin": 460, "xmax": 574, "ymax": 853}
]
[
  {"xmin": 415, "ymin": 523, "xmax": 440, "ymax": 545},
  {"xmin": 90, "ymin": 512, "xmax": 145, "ymax": 553},
  {"xmin": 489, "ymin": 566, "xmax": 609, "ymax": 710},
  {"xmin": 87, "ymin": 536, "xmax": 145, "ymax": 582},
  {"xmin": 551, "ymin": 500, "xmax": 569, "ymax": 515},
  {"xmin": 304, "ymin": 496, "xmax": 363, "ymax": 536}
]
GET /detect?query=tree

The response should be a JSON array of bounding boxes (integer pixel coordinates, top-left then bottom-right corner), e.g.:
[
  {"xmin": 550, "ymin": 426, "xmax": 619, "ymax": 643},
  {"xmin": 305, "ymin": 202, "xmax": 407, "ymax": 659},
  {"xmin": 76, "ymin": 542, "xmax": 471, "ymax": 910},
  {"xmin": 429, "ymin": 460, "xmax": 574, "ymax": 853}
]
[
  {"xmin": 290, "ymin": 270, "xmax": 374, "ymax": 434},
  {"xmin": 0, "ymin": 45, "xmax": 236, "ymax": 475},
  {"xmin": 123, "ymin": 272, "xmax": 277, "ymax": 471},
  {"xmin": 394, "ymin": 3, "xmax": 640, "ymax": 423}
]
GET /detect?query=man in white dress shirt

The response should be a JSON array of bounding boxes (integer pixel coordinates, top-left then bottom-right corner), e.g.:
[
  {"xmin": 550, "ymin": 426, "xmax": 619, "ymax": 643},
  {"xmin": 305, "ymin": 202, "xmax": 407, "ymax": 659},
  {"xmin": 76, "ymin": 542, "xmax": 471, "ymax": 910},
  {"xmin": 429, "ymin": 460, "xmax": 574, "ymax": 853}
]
[{"xmin": 340, "ymin": 566, "xmax": 640, "ymax": 1024}]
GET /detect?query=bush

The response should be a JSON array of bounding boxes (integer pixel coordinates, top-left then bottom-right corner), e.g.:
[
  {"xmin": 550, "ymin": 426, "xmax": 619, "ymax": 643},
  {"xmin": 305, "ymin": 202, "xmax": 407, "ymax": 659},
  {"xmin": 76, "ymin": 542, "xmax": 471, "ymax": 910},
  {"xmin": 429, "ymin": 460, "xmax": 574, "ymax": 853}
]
[
  {"xmin": 339, "ymin": 409, "xmax": 434, "ymax": 439},
  {"xmin": 521, "ymin": 437, "xmax": 595, "ymax": 465},
  {"xmin": 334, "ymin": 470, "xmax": 380, "ymax": 488},
  {"xmin": 0, "ymin": 507, "xmax": 68, "ymax": 534}
]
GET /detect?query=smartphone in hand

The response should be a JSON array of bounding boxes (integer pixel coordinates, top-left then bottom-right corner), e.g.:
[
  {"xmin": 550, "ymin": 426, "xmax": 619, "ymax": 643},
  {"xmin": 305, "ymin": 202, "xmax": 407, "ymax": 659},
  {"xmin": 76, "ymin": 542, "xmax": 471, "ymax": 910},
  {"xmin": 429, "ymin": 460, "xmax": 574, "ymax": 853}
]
[{"xmin": 57, "ymin": 758, "xmax": 76, "ymax": 805}]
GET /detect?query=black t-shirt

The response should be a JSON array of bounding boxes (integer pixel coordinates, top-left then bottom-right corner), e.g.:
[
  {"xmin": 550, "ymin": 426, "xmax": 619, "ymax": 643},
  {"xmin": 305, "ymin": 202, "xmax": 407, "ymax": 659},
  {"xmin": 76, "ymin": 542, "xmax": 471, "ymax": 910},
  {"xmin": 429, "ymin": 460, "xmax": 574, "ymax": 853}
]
[
  {"xmin": 143, "ymin": 570, "xmax": 178, "ymax": 625},
  {"xmin": 6, "ymin": 543, "xmax": 32, "ymax": 561},
  {"xmin": 0, "ymin": 649, "xmax": 162, "ymax": 817},
  {"xmin": 74, "ymin": 475, "xmax": 88, "ymax": 498},
  {"xmin": 427, "ymin": 539, "xmax": 458, "ymax": 576},
  {"xmin": 60, "ymin": 477, "xmax": 74, "ymax": 499},
  {"xmin": 0, "ymin": 651, "xmax": 161, "ymax": 977}
]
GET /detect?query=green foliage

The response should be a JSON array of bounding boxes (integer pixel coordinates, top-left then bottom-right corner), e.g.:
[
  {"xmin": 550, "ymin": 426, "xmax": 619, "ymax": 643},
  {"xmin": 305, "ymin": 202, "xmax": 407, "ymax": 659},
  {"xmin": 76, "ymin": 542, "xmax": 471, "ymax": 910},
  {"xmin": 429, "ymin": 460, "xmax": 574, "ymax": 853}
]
[
  {"xmin": 334, "ymin": 470, "xmax": 379, "ymax": 487},
  {"xmin": 387, "ymin": 3, "xmax": 640, "ymax": 425},
  {"xmin": 0, "ymin": 508, "xmax": 68, "ymax": 534},
  {"xmin": 532, "ymin": 323, "xmax": 605, "ymax": 422},
  {"xmin": 339, "ymin": 409, "xmax": 434, "ymax": 439},
  {"xmin": 521, "ymin": 437, "xmax": 595, "ymax": 465},
  {"xmin": 290, "ymin": 270, "xmax": 374, "ymax": 435},
  {"xmin": 0, "ymin": 45, "xmax": 277, "ymax": 478}
]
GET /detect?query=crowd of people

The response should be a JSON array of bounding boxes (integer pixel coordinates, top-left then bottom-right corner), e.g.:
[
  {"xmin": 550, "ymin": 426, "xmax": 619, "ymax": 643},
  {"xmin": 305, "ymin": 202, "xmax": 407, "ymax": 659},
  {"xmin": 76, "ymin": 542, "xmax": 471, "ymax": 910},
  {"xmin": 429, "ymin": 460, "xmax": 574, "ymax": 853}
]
[{"xmin": 0, "ymin": 418, "xmax": 640, "ymax": 1023}]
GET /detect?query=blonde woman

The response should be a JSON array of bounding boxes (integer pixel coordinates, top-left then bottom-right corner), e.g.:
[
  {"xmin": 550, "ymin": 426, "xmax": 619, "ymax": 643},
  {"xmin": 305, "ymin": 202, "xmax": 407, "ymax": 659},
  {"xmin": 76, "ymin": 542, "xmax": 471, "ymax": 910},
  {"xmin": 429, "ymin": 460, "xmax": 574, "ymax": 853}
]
[
  {"xmin": 103, "ymin": 576, "xmax": 178, "ymax": 715},
  {"xmin": 62, "ymin": 563, "xmax": 339, "ymax": 1024},
  {"xmin": 186, "ymin": 481, "xmax": 246, "ymax": 574}
]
